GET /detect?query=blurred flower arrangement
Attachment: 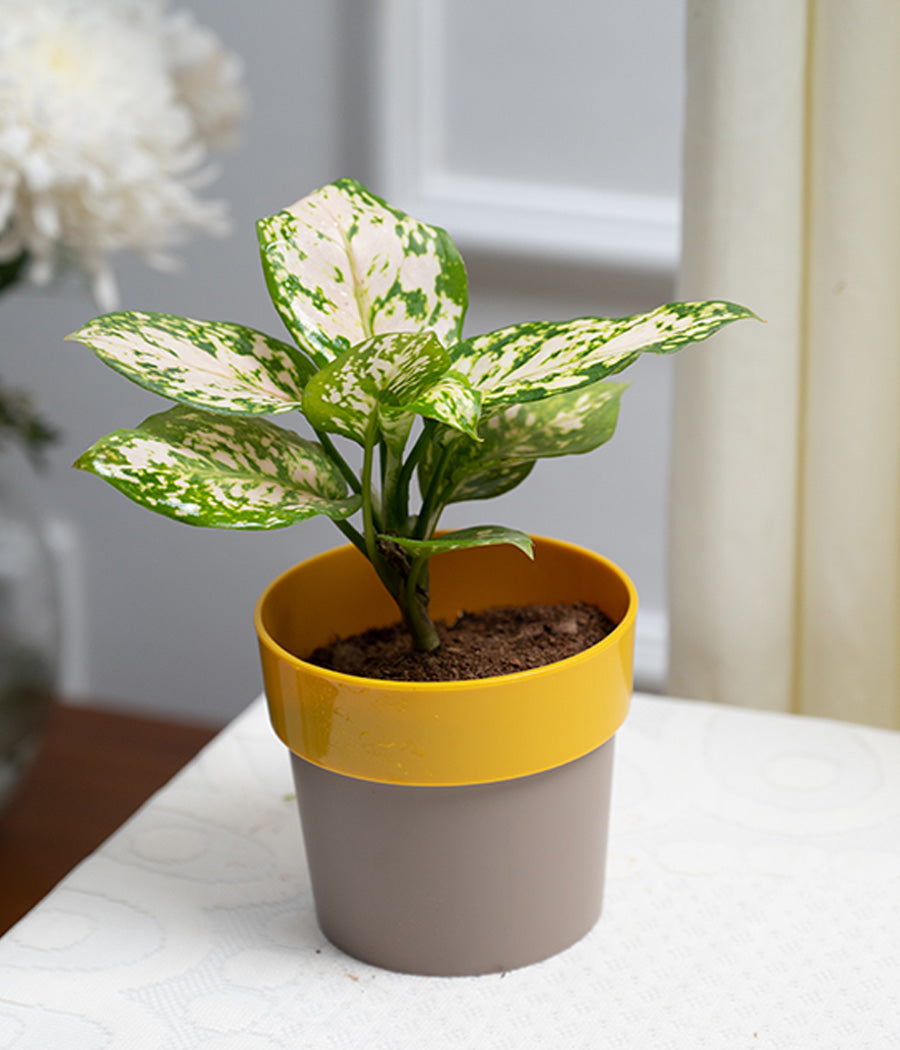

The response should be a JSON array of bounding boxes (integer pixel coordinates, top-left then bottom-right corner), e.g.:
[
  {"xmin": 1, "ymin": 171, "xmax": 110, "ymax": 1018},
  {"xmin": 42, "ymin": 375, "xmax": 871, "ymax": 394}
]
[{"xmin": 0, "ymin": 0, "xmax": 247, "ymax": 462}]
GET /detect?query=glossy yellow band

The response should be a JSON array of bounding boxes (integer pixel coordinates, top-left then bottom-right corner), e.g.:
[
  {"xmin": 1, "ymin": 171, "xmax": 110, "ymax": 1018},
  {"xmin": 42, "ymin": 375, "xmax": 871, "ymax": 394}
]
[{"xmin": 256, "ymin": 536, "xmax": 636, "ymax": 786}]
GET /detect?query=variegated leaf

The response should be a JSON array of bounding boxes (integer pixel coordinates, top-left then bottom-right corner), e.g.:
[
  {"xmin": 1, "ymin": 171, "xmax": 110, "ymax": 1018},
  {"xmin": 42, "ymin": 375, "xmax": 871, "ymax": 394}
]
[
  {"xmin": 407, "ymin": 373, "xmax": 482, "ymax": 441},
  {"xmin": 438, "ymin": 461, "xmax": 535, "ymax": 504},
  {"xmin": 67, "ymin": 312, "xmax": 314, "ymax": 416},
  {"xmin": 257, "ymin": 178, "xmax": 468, "ymax": 365},
  {"xmin": 448, "ymin": 300, "xmax": 756, "ymax": 408},
  {"xmin": 421, "ymin": 380, "xmax": 628, "ymax": 504},
  {"xmin": 74, "ymin": 405, "xmax": 360, "ymax": 529},
  {"xmin": 381, "ymin": 525, "xmax": 534, "ymax": 559},
  {"xmin": 302, "ymin": 331, "xmax": 475, "ymax": 451}
]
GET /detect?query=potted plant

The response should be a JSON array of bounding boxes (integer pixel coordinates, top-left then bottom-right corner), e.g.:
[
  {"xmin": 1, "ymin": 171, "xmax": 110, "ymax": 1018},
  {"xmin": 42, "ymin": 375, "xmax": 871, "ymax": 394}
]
[{"xmin": 70, "ymin": 178, "xmax": 753, "ymax": 976}]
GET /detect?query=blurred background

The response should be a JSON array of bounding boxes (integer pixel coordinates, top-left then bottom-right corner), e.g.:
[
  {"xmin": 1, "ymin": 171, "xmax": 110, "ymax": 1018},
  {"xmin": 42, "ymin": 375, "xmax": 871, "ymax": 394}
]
[{"xmin": 3, "ymin": 0, "xmax": 684, "ymax": 726}]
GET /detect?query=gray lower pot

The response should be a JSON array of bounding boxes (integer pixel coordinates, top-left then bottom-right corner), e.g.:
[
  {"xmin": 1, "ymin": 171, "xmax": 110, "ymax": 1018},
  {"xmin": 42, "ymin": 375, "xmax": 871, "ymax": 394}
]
[{"xmin": 291, "ymin": 738, "xmax": 615, "ymax": 976}]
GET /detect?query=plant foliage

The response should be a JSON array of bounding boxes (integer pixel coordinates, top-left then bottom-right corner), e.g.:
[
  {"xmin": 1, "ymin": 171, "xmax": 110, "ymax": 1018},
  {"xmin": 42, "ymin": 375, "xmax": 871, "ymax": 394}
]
[{"xmin": 72, "ymin": 178, "xmax": 755, "ymax": 651}]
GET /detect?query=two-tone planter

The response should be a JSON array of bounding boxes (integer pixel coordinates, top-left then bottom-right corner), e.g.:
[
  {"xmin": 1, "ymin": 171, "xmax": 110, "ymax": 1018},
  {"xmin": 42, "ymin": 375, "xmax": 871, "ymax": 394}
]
[{"xmin": 255, "ymin": 535, "xmax": 636, "ymax": 976}]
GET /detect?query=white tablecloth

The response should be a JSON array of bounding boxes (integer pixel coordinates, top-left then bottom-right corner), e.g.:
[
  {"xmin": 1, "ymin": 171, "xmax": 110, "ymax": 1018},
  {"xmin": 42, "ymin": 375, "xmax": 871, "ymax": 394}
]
[{"xmin": 1, "ymin": 694, "xmax": 898, "ymax": 1049}]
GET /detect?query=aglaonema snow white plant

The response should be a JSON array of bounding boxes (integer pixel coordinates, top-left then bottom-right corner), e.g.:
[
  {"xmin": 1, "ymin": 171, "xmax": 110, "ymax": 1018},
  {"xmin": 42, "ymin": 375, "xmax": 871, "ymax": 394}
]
[{"xmin": 71, "ymin": 178, "xmax": 754, "ymax": 653}]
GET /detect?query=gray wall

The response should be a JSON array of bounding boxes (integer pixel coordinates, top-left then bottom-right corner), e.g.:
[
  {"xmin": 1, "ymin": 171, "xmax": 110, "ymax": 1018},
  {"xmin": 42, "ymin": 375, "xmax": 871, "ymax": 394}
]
[{"xmin": 6, "ymin": 0, "xmax": 682, "ymax": 726}]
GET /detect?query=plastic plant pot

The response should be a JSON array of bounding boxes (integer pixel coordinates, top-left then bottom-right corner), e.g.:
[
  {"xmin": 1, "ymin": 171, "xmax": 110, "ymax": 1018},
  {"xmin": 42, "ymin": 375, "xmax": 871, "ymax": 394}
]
[{"xmin": 255, "ymin": 536, "xmax": 637, "ymax": 976}]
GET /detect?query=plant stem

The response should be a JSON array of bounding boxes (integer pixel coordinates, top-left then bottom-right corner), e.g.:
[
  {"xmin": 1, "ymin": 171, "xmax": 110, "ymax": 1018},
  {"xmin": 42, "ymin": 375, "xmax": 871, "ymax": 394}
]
[
  {"xmin": 314, "ymin": 428, "xmax": 360, "ymax": 494},
  {"xmin": 332, "ymin": 518, "xmax": 367, "ymax": 557},
  {"xmin": 413, "ymin": 438, "xmax": 454, "ymax": 539},
  {"xmin": 361, "ymin": 417, "xmax": 442, "ymax": 653},
  {"xmin": 402, "ymin": 561, "xmax": 440, "ymax": 652},
  {"xmin": 392, "ymin": 419, "xmax": 435, "ymax": 525},
  {"xmin": 380, "ymin": 444, "xmax": 404, "ymax": 532},
  {"xmin": 361, "ymin": 416, "xmax": 385, "ymax": 572}
]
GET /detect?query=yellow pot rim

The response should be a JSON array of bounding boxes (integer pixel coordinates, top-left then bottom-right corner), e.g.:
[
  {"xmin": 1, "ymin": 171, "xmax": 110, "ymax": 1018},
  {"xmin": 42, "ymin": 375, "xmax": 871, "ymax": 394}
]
[
  {"xmin": 254, "ymin": 537, "xmax": 637, "ymax": 689},
  {"xmin": 255, "ymin": 536, "xmax": 637, "ymax": 785}
]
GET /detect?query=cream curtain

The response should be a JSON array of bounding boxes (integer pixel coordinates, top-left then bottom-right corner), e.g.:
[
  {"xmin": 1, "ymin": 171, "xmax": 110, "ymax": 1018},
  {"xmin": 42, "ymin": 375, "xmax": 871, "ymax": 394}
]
[{"xmin": 669, "ymin": 0, "xmax": 900, "ymax": 730}]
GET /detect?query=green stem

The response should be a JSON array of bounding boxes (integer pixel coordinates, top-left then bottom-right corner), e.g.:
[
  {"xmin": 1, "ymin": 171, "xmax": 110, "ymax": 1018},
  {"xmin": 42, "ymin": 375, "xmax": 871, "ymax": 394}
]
[
  {"xmin": 405, "ymin": 555, "xmax": 429, "ymax": 615},
  {"xmin": 358, "ymin": 418, "xmax": 405, "ymax": 602},
  {"xmin": 379, "ymin": 437, "xmax": 388, "ymax": 488},
  {"xmin": 380, "ymin": 444, "xmax": 404, "ymax": 533},
  {"xmin": 361, "ymin": 416, "xmax": 384, "ymax": 571},
  {"xmin": 392, "ymin": 420, "xmax": 435, "ymax": 525},
  {"xmin": 332, "ymin": 518, "xmax": 367, "ymax": 557},
  {"xmin": 413, "ymin": 438, "xmax": 455, "ymax": 540},
  {"xmin": 402, "ymin": 555, "xmax": 440, "ymax": 652},
  {"xmin": 314, "ymin": 428, "xmax": 360, "ymax": 494},
  {"xmin": 421, "ymin": 499, "xmax": 449, "ymax": 544},
  {"xmin": 370, "ymin": 488, "xmax": 386, "ymax": 534},
  {"xmin": 363, "ymin": 418, "xmax": 441, "ymax": 653}
]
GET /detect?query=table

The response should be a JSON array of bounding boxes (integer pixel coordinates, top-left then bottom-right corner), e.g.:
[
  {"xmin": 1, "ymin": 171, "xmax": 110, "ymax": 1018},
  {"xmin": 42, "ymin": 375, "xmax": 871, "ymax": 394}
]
[
  {"xmin": 0, "ymin": 704, "xmax": 218, "ymax": 935},
  {"xmin": 1, "ymin": 694, "xmax": 898, "ymax": 1048}
]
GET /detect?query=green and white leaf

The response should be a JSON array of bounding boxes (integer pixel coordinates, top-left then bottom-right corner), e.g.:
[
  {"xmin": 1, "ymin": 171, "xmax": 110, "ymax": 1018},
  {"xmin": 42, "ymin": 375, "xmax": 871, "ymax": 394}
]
[
  {"xmin": 74, "ymin": 405, "xmax": 360, "ymax": 529},
  {"xmin": 447, "ymin": 300, "xmax": 756, "ymax": 409},
  {"xmin": 257, "ymin": 178, "xmax": 468, "ymax": 366},
  {"xmin": 433, "ymin": 461, "xmax": 535, "ymax": 504},
  {"xmin": 381, "ymin": 525, "xmax": 534, "ymax": 559},
  {"xmin": 406, "ymin": 373, "xmax": 482, "ymax": 441},
  {"xmin": 67, "ymin": 312, "xmax": 314, "ymax": 416},
  {"xmin": 302, "ymin": 331, "xmax": 476, "ymax": 452},
  {"xmin": 421, "ymin": 380, "xmax": 628, "ymax": 504}
]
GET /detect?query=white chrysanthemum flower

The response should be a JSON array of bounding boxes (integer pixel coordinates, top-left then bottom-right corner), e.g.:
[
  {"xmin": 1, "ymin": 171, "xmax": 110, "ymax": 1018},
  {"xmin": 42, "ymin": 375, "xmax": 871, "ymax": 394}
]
[
  {"xmin": 163, "ymin": 9, "xmax": 247, "ymax": 151},
  {"xmin": 0, "ymin": 0, "xmax": 247, "ymax": 308}
]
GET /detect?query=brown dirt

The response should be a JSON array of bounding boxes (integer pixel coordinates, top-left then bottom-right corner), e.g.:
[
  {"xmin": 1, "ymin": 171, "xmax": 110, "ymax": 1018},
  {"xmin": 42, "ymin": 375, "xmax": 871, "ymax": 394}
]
[{"xmin": 308, "ymin": 602, "xmax": 617, "ymax": 682}]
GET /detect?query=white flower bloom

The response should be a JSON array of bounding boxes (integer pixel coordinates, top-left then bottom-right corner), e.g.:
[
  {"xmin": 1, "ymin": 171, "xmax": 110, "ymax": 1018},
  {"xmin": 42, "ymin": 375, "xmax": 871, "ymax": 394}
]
[
  {"xmin": 0, "ymin": 0, "xmax": 247, "ymax": 308},
  {"xmin": 163, "ymin": 9, "xmax": 247, "ymax": 151}
]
